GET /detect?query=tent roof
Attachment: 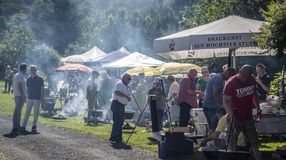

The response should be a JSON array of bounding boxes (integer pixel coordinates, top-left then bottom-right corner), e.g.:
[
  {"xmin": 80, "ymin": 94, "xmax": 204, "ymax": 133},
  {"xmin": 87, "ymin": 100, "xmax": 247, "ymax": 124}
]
[
  {"xmin": 118, "ymin": 47, "xmax": 130, "ymax": 54},
  {"xmin": 87, "ymin": 47, "xmax": 130, "ymax": 64},
  {"xmin": 80, "ymin": 46, "xmax": 106, "ymax": 60},
  {"xmin": 102, "ymin": 52, "xmax": 165, "ymax": 69},
  {"xmin": 155, "ymin": 15, "xmax": 264, "ymax": 40},
  {"xmin": 62, "ymin": 55, "xmax": 87, "ymax": 63}
]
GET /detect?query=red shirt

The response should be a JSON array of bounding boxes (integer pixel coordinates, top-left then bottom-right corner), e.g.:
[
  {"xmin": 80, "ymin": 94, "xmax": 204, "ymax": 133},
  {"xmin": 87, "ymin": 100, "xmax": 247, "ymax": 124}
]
[
  {"xmin": 224, "ymin": 75, "xmax": 256, "ymax": 121},
  {"xmin": 177, "ymin": 76, "xmax": 197, "ymax": 108}
]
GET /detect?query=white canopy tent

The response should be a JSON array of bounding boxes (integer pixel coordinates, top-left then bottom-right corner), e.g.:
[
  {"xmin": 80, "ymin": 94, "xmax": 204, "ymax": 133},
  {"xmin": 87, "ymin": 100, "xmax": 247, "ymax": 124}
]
[
  {"xmin": 87, "ymin": 47, "xmax": 130, "ymax": 65},
  {"xmin": 102, "ymin": 52, "xmax": 165, "ymax": 69},
  {"xmin": 154, "ymin": 15, "xmax": 273, "ymax": 68},
  {"xmin": 117, "ymin": 47, "xmax": 130, "ymax": 54},
  {"xmin": 80, "ymin": 46, "xmax": 106, "ymax": 60},
  {"xmin": 61, "ymin": 46, "xmax": 106, "ymax": 64},
  {"xmin": 61, "ymin": 55, "xmax": 87, "ymax": 64}
]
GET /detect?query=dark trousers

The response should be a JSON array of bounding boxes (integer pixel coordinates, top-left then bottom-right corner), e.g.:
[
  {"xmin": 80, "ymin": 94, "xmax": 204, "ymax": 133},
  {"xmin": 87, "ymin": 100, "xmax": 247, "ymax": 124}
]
[
  {"xmin": 179, "ymin": 103, "xmax": 192, "ymax": 127},
  {"xmin": 203, "ymin": 107, "xmax": 219, "ymax": 132},
  {"xmin": 157, "ymin": 109, "xmax": 164, "ymax": 131},
  {"xmin": 4, "ymin": 80, "xmax": 12, "ymax": 93},
  {"xmin": 13, "ymin": 96, "xmax": 25, "ymax": 131},
  {"xmin": 110, "ymin": 100, "xmax": 125, "ymax": 142}
]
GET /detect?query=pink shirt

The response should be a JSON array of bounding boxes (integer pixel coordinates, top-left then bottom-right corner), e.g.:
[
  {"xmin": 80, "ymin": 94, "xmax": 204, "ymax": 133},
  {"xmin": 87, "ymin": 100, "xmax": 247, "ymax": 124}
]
[{"xmin": 177, "ymin": 76, "xmax": 197, "ymax": 108}]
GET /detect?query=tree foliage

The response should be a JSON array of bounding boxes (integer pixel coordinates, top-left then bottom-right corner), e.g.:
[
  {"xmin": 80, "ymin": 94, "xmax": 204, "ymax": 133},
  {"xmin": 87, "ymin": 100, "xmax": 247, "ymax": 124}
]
[
  {"xmin": 0, "ymin": 0, "xmax": 279, "ymax": 78},
  {"xmin": 256, "ymin": 0, "xmax": 286, "ymax": 57},
  {"xmin": 179, "ymin": 0, "xmax": 268, "ymax": 28}
]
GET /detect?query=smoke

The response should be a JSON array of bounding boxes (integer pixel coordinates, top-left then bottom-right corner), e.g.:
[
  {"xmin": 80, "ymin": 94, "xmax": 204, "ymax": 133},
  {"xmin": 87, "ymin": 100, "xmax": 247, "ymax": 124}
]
[
  {"xmin": 24, "ymin": 44, "xmax": 60, "ymax": 76},
  {"xmin": 61, "ymin": 90, "xmax": 88, "ymax": 117},
  {"xmin": 69, "ymin": 0, "xmax": 177, "ymax": 54}
]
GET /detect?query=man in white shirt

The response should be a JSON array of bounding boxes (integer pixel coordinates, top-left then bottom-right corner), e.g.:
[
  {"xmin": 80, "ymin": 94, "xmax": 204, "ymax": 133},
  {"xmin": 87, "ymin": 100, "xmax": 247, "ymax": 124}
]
[
  {"xmin": 166, "ymin": 75, "xmax": 180, "ymax": 123},
  {"xmin": 9, "ymin": 63, "xmax": 27, "ymax": 137},
  {"xmin": 109, "ymin": 73, "xmax": 132, "ymax": 143}
]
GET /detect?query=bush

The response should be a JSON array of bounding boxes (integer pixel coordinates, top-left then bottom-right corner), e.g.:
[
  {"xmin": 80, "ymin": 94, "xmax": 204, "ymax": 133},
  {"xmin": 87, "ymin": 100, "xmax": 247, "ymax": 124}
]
[{"xmin": 270, "ymin": 72, "xmax": 286, "ymax": 96}]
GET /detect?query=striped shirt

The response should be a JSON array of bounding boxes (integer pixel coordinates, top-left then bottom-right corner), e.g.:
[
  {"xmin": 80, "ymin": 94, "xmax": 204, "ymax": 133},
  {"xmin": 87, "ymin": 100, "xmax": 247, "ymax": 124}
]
[{"xmin": 177, "ymin": 76, "xmax": 197, "ymax": 108}]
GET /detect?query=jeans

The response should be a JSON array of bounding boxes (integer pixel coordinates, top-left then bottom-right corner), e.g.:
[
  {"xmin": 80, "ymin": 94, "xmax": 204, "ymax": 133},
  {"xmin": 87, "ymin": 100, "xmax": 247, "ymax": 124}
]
[
  {"xmin": 22, "ymin": 99, "xmax": 41, "ymax": 128},
  {"xmin": 203, "ymin": 107, "xmax": 220, "ymax": 132},
  {"xmin": 179, "ymin": 103, "xmax": 192, "ymax": 127},
  {"xmin": 110, "ymin": 100, "xmax": 125, "ymax": 142},
  {"xmin": 12, "ymin": 96, "xmax": 25, "ymax": 130}
]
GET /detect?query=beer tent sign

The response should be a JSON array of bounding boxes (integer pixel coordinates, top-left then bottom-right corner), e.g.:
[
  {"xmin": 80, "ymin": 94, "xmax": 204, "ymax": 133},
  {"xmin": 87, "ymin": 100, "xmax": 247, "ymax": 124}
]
[{"xmin": 154, "ymin": 15, "xmax": 272, "ymax": 60}]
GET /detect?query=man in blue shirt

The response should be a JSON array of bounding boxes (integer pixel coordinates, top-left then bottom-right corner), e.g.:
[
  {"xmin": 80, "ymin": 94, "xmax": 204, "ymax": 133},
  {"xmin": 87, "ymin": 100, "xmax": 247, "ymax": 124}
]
[
  {"xmin": 203, "ymin": 68, "xmax": 236, "ymax": 133},
  {"xmin": 256, "ymin": 63, "xmax": 271, "ymax": 101},
  {"xmin": 20, "ymin": 65, "xmax": 44, "ymax": 134}
]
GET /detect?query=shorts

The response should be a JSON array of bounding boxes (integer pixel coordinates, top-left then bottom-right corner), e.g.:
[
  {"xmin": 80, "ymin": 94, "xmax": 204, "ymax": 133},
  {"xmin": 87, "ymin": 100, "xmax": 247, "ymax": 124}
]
[{"xmin": 227, "ymin": 120, "xmax": 258, "ymax": 147}]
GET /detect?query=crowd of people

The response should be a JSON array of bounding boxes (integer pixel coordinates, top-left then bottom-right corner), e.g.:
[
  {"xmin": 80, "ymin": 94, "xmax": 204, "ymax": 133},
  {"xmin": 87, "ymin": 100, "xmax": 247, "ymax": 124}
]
[
  {"xmin": 107, "ymin": 63, "xmax": 271, "ymax": 160},
  {"xmin": 3, "ymin": 62, "xmax": 272, "ymax": 160}
]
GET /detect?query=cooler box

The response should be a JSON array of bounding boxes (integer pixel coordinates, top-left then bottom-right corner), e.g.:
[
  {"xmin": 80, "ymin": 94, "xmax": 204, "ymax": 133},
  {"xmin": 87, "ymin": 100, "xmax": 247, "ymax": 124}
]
[{"xmin": 158, "ymin": 132, "xmax": 194, "ymax": 159}]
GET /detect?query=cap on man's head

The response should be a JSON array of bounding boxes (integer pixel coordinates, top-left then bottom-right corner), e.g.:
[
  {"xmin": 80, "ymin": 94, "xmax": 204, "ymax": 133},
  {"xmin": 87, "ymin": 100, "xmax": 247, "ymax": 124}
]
[
  {"xmin": 201, "ymin": 66, "xmax": 209, "ymax": 73},
  {"xmin": 19, "ymin": 63, "xmax": 27, "ymax": 71},
  {"xmin": 30, "ymin": 65, "xmax": 37, "ymax": 71}
]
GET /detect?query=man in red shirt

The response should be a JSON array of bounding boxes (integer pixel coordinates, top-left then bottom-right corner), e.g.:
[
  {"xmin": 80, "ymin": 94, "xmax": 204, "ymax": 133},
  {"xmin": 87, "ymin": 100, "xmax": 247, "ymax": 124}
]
[
  {"xmin": 223, "ymin": 65, "xmax": 261, "ymax": 160},
  {"xmin": 177, "ymin": 68, "xmax": 203, "ymax": 127}
]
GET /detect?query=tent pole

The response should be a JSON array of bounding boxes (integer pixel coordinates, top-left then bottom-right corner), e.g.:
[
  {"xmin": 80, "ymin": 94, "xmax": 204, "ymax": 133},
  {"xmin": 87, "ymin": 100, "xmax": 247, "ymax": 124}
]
[
  {"xmin": 232, "ymin": 49, "xmax": 237, "ymax": 70},
  {"xmin": 227, "ymin": 49, "xmax": 232, "ymax": 67}
]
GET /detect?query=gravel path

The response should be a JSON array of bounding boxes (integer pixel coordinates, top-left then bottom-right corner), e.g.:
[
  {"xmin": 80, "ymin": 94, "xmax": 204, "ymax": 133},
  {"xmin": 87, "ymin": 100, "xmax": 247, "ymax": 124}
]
[{"xmin": 0, "ymin": 117, "xmax": 157, "ymax": 160}]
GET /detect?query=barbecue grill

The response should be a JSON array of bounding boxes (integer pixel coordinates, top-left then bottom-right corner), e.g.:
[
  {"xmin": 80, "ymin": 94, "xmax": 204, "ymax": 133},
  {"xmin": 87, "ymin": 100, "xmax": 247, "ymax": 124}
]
[
  {"xmin": 41, "ymin": 97, "xmax": 56, "ymax": 117},
  {"xmin": 122, "ymin": 109, "xmax": 135, "ymax": 130},
  {"xmin": 83, "ymin": 109, "xmax": 104, "ymax": 125},
  {"xmin": 125, "ymin": 109, "xmax": 135, "ymax": 119}
]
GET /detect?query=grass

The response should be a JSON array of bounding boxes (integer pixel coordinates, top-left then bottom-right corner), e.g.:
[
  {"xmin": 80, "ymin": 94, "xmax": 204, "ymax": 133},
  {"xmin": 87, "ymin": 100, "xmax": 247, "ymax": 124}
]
[
  {"xmin": 1, "ymin": 81, "xmax": 285, "ymax": 159},
  {"xmin": 0, "ymin": 81, "xmax": 157, "ymax": 152}
]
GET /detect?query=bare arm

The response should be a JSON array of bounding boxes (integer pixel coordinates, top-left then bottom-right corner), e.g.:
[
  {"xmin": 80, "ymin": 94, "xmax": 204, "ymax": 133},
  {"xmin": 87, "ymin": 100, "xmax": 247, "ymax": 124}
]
[
  {"xmin": 187, "ymin": 87, "xmax": 202, "ymax": 95},
  {"xmin": 223, "ymin": 95, "xmax": 233, "ymax": 118},
  {"xmin": 256, "ymin": 78, "xmax": 269, "ymax": 93},
  {"xmin": 253, "ymin": 91, "xmax": 261, "ymax": 121},
  {"xmin": 115, "ymin": 91, "xmax": 131, "ymax": 101},
  {"xmin": 199, "ymin": 131, "xmax": 220, "ymax": 147}
]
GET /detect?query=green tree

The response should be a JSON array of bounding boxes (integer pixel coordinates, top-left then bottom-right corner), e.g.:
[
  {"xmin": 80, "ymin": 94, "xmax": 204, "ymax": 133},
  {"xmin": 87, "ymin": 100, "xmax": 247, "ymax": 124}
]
[
  {"xmin": 0, "ymin": 13, "xmax": 36, "ymax": 67},
  {"xmin": 180, "ymin": 0, "xmax": 268, "ymax": 28},
  {"xmin": 256, "ymin": 0, "xmax": 286, "ymax": 57}
]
